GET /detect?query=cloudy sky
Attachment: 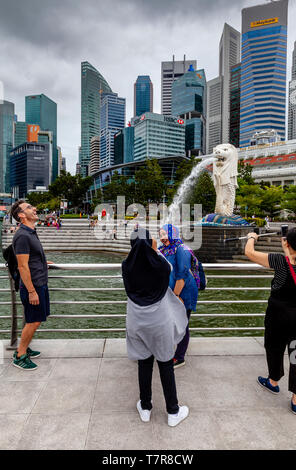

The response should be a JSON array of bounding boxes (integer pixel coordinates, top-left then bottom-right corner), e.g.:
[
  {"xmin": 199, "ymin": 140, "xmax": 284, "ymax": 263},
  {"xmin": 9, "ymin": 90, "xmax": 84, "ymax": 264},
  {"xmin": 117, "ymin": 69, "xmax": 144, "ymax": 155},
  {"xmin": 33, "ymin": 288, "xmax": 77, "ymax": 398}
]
[{"xmin": 0, "ymin": 0, "xmax": 295, "ymax": 174}]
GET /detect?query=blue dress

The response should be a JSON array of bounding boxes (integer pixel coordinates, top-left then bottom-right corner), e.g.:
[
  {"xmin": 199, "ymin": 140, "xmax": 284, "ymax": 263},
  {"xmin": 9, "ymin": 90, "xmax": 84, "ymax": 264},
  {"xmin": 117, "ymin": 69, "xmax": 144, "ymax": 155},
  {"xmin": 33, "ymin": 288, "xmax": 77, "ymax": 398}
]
[{"xmin": 159, "ymin": 245, "xmax": 198, "ymax": 311}]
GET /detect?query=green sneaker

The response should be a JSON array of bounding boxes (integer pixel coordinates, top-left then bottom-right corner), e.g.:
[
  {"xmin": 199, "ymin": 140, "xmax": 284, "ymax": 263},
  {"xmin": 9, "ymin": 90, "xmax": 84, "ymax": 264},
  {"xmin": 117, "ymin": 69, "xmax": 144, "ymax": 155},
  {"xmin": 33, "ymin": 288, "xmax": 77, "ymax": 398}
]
[
  {"xmin": 27, "ymin": 347, "xmax": 41, "ymax": 358},
  {"xmin": 13, "ymin": 353, "xmax": 38, "ymax": 371},
  {"xmin": 13, "ymin": 348, "xmax": 41, "ymax": 359}
]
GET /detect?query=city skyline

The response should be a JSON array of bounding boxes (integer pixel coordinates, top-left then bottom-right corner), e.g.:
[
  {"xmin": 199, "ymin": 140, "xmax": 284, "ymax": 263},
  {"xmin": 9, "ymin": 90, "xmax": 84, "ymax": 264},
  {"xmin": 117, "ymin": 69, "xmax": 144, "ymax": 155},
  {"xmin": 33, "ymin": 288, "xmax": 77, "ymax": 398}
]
[{"xmin": 0, "ymin": 0, "xmax": 295, "ymax": 174}]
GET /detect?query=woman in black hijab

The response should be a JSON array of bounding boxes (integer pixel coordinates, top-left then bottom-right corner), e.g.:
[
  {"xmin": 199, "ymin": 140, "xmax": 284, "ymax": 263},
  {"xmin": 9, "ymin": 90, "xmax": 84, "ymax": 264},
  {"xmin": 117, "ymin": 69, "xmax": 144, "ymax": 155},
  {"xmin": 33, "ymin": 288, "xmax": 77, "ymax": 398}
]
[
  {"xmin": 122, "ymin": 228, "xmax": 170, "ymax": 306},
  {"xmin": 122, "ymin": 228, "xmax": 189, "ymax": 427}
]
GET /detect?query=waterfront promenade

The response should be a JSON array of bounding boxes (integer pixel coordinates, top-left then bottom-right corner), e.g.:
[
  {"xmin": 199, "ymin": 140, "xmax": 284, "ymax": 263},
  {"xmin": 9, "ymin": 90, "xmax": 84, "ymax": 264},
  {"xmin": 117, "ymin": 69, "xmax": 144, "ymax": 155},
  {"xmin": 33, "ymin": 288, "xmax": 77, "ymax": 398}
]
[{"xmin": 0, "ymin": 337, "xmax": 295, "ymax": 450}]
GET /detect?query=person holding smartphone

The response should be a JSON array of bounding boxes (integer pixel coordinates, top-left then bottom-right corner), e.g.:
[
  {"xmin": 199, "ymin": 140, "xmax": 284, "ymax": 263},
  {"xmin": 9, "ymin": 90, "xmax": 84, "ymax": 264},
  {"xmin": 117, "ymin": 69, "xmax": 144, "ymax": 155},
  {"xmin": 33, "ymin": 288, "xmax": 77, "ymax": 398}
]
[{"xmin": 245, "ymin": 226, "xmax": 296, "ymax": 415}]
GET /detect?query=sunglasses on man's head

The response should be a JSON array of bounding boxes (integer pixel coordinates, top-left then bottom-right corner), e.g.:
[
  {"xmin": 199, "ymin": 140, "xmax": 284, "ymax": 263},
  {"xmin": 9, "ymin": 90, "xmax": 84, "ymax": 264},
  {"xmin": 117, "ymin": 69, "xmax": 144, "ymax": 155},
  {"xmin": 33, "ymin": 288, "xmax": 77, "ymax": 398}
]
[{"xmin": 20, "ymin": 204, "xmax": 33, "ymax": 212}]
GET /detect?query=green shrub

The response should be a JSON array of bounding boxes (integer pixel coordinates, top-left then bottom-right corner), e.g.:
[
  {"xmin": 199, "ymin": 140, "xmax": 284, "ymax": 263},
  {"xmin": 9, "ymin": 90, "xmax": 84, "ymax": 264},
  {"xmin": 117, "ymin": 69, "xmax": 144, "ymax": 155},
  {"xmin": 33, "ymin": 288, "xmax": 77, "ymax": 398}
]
[{"xmin": 245, "ymin": 217, "xmax": 266, "ymax": 227}]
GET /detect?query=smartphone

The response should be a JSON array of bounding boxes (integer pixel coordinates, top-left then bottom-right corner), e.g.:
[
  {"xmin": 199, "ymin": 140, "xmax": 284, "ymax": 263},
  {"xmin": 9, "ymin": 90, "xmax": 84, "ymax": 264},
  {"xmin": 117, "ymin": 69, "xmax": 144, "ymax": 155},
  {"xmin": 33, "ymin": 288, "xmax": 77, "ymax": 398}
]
[{"xmin": 281, "ymin": 225, "xmax": 289, "ymax": 238}]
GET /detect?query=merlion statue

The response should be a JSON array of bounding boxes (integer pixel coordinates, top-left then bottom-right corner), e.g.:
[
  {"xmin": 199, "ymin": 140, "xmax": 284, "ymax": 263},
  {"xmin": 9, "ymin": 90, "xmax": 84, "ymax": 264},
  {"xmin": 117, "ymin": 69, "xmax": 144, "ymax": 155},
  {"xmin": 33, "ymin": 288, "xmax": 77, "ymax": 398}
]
[{"xmin": 212, "ymin": 144, "xmax": 238, "ymax": 217}]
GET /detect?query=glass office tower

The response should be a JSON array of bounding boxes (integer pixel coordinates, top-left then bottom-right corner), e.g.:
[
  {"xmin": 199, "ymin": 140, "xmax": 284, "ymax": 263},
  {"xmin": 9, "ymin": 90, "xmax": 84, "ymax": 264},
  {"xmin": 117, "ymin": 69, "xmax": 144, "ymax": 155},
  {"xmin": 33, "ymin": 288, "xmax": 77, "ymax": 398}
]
[
  {"xmin": 134, "ymin": 76, "xmax": 153, "ymax": 117},
  {"xmin": 14, "ymin": 121, "xmax": 28, "ymax": 148},
  {"xmin": 0, "ymin": 100, "xmax": 14, "ymax": 193},
  {"xmin": 240, "ymin": 0, "xmax": 288, "ymax": 147},
  {"xmin": 288, "ymin": 41, "xmax": 296, "ymax": 140},
  {"xmin": 230, "ymin": 63, "xmax": 241, "ymax": 148},
  {"xmin": 81, "ymin": 61, "xmax": 112, "ymax": 176},
  {"xmin": 172, "ymin": 66, "xmax": 207, "ymax": 155},
  {"xmin": 25, "ymin": 94, "xmax": 58, "ymax": 181},
  {"xmin": 133, "ymin": 113, "xmax": 185, "ymax": 161},
  {"xmin": 10, "ymin": 143, "xmax": 50, "ymax": 198},
  {"xmin": 161, "ymin": 56, "xmax": 197, "ymax": 116},
  {"xmin": 99, "ymin": 92, "xmax": 125, "ymax": 169},
  {"xmin": 114, "ymin": 126, "xmax": 135, "ymax": 165}
]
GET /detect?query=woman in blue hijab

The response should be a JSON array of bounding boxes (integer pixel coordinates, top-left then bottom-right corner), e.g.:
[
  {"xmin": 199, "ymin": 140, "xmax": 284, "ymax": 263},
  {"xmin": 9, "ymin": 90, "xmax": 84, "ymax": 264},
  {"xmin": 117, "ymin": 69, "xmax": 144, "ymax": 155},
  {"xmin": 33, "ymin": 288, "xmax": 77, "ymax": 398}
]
[{"xmin": 159, "ymin": 224, "xmax": 198, "ymax": 369}]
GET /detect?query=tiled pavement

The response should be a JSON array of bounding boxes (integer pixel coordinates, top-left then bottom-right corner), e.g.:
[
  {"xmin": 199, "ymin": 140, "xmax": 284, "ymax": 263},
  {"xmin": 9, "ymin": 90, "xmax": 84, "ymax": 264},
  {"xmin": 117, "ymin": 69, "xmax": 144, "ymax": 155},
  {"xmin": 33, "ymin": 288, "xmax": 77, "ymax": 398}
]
[{"xmin": 0, "ymin": 338, "xmax": 295, "ymax": 450}]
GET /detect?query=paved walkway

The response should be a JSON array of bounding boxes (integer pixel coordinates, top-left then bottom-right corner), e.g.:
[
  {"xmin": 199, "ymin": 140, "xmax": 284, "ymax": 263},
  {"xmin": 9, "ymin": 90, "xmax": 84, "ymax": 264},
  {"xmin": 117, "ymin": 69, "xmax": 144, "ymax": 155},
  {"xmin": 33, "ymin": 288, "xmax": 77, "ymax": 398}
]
[{"xmin": 0, "ymin": 338, "xmax": 295, "ymax": 450}]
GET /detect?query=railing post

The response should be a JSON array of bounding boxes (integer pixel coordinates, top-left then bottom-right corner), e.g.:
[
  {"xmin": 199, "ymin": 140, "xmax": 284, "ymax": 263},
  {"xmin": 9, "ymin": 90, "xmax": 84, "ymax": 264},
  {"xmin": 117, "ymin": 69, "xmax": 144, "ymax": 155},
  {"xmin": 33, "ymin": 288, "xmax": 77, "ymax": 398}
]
[{"xmin": 6, "ymin": 272, "xmax": 18, "ymax": 350}]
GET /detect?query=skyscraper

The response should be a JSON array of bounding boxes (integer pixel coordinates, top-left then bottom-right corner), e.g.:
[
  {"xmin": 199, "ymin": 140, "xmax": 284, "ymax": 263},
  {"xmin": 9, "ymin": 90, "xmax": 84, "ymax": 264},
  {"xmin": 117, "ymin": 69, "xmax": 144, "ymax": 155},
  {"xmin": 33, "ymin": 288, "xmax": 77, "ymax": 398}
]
[
  {"xmin": 61, "ymin": 157, "xmax": 66, "ymax": 173},
  {"xmin": 219, "ymin": 24, "xmax": 241, "ymax": 143},
  {"xmin": 99, "ymin": 92, "xmax": 125, "ymax": 169},
  {"xmin": 114, "ymin": 130, "xmax": 124, "ymax": 166},
  {"xmin": 229, "ymin": 63, "xmax": 241, "ymax": 148},
  {"xmin": 14, "ymin": 121, "xmax": 28, "ymax": 148},
  {"xmin": 0, "ymin": 100, "xmax": 14, "ymax": 193},
  {"xmin": 25, "ymin": 94, "xmax": 58, "ymax": 181},
  {"xmin": 123, "ymin": 126, "xmax": 135, "ymax": 163},
  {"xmin": 81, "ymin": 61, "xmax": 112, "ymax": 177},
  {"xmin": 206, "ymin": 77, "xmax": 223, "ymax": 154},
  {"xmin": 161, "ymin": 56, "xmax": 197, "ymax": 116},
  {"xmin": 206, "ymin": 23, "xmax": 240, "ymax": 153},
  {"xmin": 134, "ymin": 76, "xmax": 153, "ymax": 117},
  {"xmin": 89, "ymin": 136, "xmax": 100, "ymax": 175},
  {"xmin": 288, "ymin": 41, "xmax": 296, "ymax": 140},
  {"xmin": 240, "ymin": 0, "xmax": 288, "ymax": 147},
  {"xmin": 114, "ymin": 126, "xmax": 135, "ymax": 166},
  {"xmin": 133, "ymin": 113, "xmax": 185, "ymax": 161},
  {"xmin": 172, "ymin": 66, "xmax": 207, "ymax": 155},
  {"xmin": 10, "ymin": 142, "xmax": 50, "ymax": 198}
]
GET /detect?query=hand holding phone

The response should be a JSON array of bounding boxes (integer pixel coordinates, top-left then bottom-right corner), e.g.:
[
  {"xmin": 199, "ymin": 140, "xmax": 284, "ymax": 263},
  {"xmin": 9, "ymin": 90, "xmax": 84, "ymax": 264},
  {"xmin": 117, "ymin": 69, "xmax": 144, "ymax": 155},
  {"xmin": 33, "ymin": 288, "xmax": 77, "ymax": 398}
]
[{"xmin": 281, "ymin": 225, "xmax": 289, "ymax": 239}]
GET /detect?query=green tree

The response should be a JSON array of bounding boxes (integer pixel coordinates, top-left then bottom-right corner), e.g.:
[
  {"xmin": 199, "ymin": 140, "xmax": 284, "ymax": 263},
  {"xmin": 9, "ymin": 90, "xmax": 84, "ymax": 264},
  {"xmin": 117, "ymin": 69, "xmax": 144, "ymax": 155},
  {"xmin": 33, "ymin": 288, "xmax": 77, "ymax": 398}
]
[
  {"xmin": 237, "ymin": 160, "xmax": 255, "ymax": 189},
  {"xmin": 281, "ymin": 185, "xmax": 296, "ymax": 214},
  {"xmin": 166, "ymin": 156, "xmax": 198, "ymax": 205},
  {"xmin": 174, "ymin": 155, "xmax": 198, "ymax": 186},
  {"xmin": 26, "ymin": 191, "xmax": 51, "ymax": 210},
  {"xmin": 46, "ymin": 198, "xmax": 61, "ymax": 212},
  {"xmin": 48, "ymin": 171, "xmax": 92, "ymax": 210},
  {"xmin": 134, "ymin": 159, "xmax": 165, "ymax": 205},
  {"xmin": 103, "ymin": 172, "xmax": 135, "ymax": 206},
  {"xmin": 260, "ymin": 185, "xmax": 283, "ymax": 218},
  {"xmin": 259, "ymin": 180, "xmax": 270, "ymax": 189},
  {"xmin": 236, "ymin": 184, "xmax": 264, "ymax": 217},
  {"xmin": 185, "ymin": 171, "xmax": 216, "ymax": 215}
]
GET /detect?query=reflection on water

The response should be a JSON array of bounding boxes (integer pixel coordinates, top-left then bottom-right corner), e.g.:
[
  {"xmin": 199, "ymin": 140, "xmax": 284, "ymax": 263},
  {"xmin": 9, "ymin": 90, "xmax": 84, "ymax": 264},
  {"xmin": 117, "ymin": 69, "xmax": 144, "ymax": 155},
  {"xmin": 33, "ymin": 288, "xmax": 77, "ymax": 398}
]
[{"xmin": 0, "ymin": 222, "xmax": 268, "ymax": 339}]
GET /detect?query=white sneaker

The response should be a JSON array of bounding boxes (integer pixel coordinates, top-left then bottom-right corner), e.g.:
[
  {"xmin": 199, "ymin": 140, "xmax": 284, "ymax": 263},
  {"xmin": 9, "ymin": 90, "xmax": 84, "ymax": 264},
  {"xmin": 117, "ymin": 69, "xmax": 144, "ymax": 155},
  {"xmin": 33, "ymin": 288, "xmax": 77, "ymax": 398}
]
[
  {"xmin": 168, "ymin": 405, "xmax": 189, "ymax": 427},
  {"xmin": 137, "ymin": 400, "xmax": 152, "ymax": 422}
]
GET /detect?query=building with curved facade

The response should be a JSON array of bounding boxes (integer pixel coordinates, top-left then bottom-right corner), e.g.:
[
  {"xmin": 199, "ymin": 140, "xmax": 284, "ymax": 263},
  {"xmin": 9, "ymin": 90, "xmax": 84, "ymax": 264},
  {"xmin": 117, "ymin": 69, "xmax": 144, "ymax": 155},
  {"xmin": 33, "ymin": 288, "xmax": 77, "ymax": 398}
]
[{"xmin": 80, "ymin": 61, "xmax": 112, "ymax": 177}]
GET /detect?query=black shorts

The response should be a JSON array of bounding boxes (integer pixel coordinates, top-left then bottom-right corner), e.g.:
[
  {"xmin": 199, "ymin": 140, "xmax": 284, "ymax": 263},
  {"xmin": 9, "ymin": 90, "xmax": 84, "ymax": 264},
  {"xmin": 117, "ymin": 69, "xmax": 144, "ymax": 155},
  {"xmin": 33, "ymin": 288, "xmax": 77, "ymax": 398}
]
[{"xmin": 20, "ymin": 284, "xmax": 50, "ymax": 323}]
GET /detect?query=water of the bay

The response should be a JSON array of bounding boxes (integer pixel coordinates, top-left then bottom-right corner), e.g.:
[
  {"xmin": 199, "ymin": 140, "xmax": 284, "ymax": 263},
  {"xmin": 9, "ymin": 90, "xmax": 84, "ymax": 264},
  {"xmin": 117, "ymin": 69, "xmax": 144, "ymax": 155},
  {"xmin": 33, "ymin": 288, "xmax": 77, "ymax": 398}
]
[{"xmin": 0, "ymin": 221, "xmax": 268, "ymax": 339}]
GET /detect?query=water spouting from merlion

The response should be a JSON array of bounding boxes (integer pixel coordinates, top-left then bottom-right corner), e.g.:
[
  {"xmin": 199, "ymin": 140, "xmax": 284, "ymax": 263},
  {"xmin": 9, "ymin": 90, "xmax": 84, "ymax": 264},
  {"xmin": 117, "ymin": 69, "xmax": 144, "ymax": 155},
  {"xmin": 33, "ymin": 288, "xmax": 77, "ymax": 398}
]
[{"xmin": 167, "ymin": 155, "xmax": 215, "ymax": 223}]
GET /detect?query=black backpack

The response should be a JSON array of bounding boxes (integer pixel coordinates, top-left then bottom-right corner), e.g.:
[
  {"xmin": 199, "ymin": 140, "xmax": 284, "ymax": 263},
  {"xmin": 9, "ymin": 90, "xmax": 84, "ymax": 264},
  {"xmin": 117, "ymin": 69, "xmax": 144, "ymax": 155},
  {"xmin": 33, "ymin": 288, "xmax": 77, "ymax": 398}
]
[{"xmin": 2, "ymin": 244, "xmax": 20, "ymax": 292}]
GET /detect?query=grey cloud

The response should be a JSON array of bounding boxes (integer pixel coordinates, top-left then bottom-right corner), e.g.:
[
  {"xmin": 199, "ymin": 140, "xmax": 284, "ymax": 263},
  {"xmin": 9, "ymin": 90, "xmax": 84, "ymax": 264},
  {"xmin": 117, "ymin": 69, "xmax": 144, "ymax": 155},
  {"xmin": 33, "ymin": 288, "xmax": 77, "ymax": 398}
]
[{"xmin": 0, "ymin": 0, "xmax": 294, "ymax": 174}]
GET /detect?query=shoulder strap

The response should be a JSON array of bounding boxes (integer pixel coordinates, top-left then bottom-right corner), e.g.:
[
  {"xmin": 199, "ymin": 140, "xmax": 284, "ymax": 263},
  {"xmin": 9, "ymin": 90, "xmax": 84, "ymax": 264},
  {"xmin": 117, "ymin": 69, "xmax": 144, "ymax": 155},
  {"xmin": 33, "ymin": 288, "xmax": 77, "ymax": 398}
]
[{"xmin": 285, "ymin": 256, "xmax": 296, "ymax": 286}]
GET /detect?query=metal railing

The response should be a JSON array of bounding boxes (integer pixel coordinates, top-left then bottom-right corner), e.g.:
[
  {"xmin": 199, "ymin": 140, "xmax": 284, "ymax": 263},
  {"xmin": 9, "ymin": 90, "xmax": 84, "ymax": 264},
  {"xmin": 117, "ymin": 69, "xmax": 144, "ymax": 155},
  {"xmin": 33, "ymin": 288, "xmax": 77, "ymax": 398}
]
[{"xmin": 0, "ymin": 262, "xmax": 272, "ymax": 348}]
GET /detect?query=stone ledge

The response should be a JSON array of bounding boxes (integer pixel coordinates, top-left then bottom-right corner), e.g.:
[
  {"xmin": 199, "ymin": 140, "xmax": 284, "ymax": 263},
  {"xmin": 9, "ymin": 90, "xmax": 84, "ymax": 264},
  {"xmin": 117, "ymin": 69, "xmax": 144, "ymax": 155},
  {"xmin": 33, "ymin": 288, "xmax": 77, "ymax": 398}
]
[{"xmin": 2, "ymin": 337, "xmax": 266, "ymax": 359}]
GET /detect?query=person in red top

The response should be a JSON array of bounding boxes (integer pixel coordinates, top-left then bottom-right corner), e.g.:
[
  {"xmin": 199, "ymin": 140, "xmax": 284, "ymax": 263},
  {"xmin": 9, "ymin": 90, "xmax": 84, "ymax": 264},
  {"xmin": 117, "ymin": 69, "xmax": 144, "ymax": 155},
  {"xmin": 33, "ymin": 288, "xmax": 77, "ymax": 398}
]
[{"xmin": 245, "ymin": 228, "xmax": 296, "ymax": 415}]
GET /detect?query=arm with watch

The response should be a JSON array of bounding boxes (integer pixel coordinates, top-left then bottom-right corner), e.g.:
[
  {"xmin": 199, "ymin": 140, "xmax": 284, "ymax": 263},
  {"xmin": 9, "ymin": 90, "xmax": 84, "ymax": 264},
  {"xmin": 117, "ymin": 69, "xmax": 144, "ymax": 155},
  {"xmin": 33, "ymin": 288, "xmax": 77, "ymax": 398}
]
[
  {"xmin": 244, "ymin": 232, "xmax": 270, "ymax": 268},
  {"xmin": 15, "ymin": 254, "xmax": 40, "ymax": 305}
]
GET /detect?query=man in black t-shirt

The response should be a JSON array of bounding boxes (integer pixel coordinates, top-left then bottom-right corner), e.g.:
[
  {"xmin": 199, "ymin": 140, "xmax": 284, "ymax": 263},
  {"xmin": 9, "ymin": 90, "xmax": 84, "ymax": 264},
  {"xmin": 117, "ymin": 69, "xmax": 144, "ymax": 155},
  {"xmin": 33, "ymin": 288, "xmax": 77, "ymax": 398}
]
[{"xmin": 10, "ymin": 200, "xmax": 51, "ymax": 371}]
